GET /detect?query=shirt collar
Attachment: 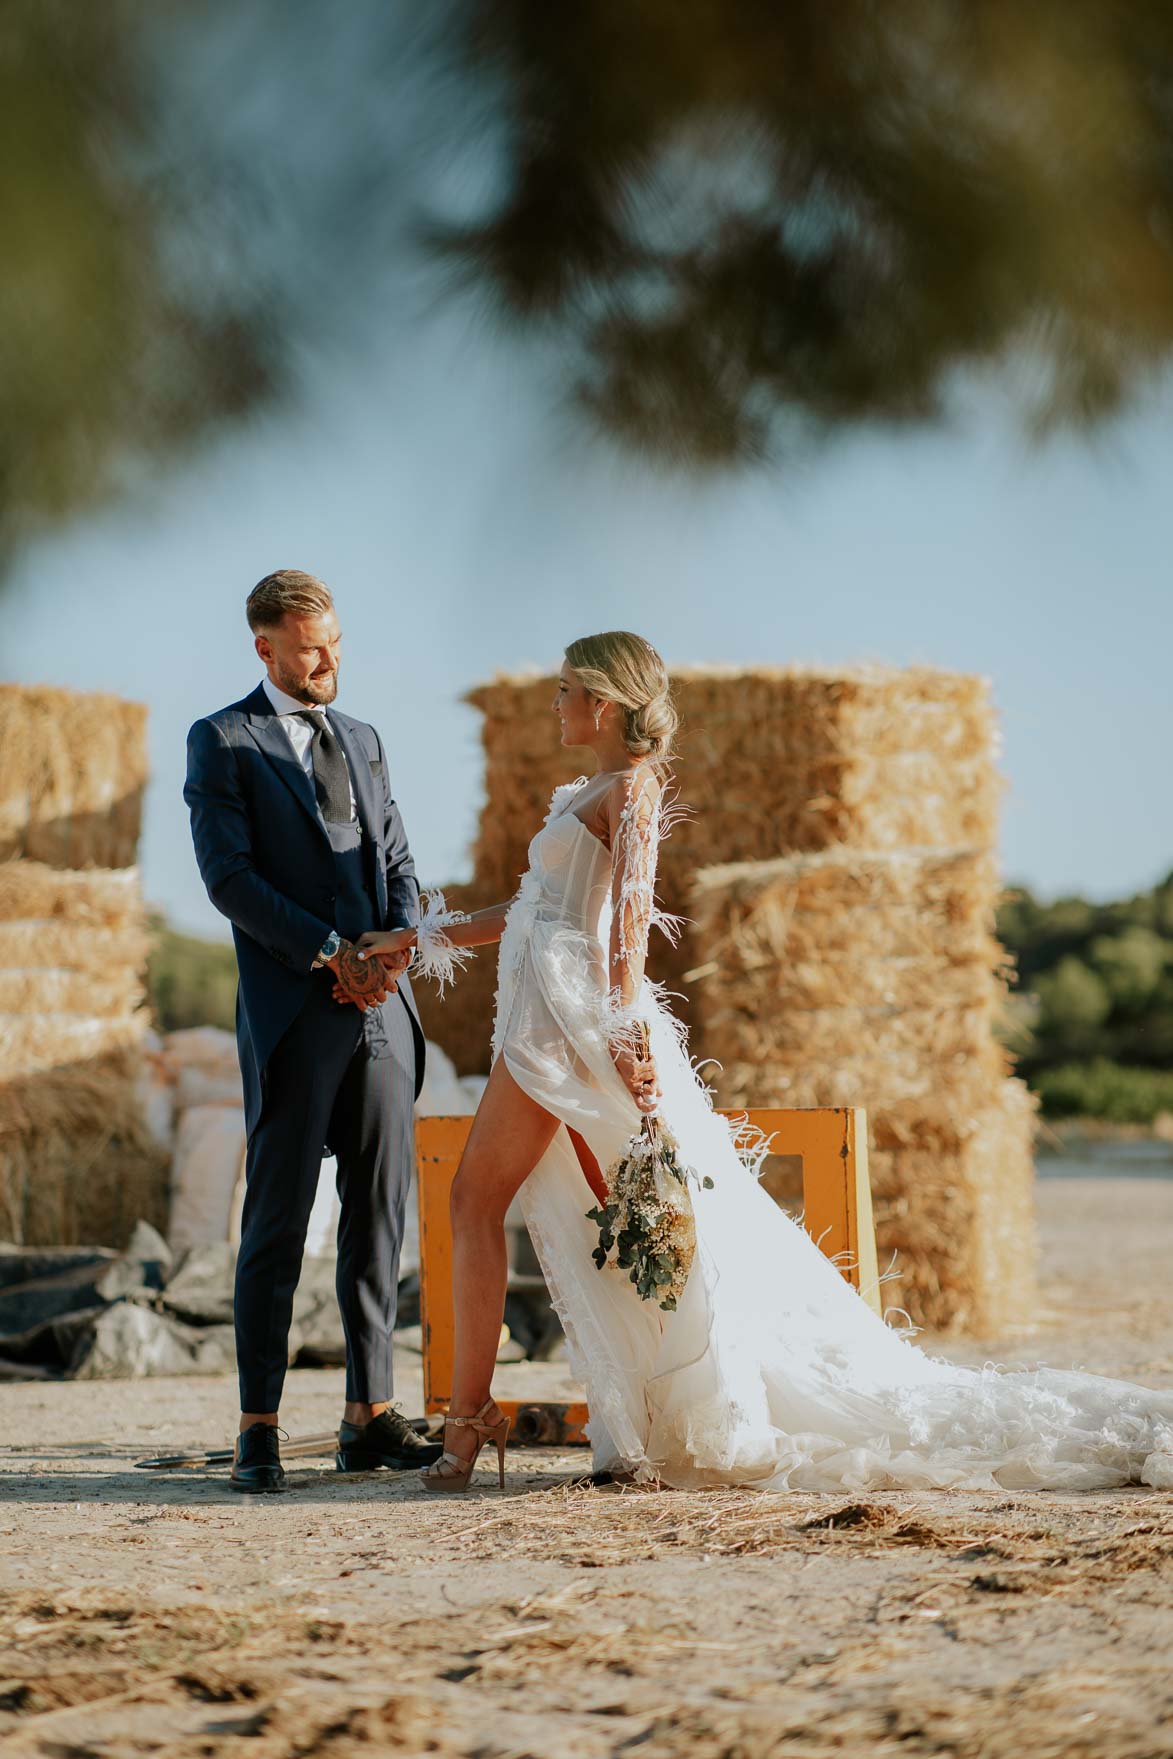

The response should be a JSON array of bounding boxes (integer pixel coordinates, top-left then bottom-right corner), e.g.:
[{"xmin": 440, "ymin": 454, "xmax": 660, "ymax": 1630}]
[{"xmin": 262, "ymin": 676, "xmax": 332, "ymax": 718}]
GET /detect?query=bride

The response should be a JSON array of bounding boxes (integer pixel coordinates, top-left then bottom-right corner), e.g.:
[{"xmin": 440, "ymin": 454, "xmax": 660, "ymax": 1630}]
[{"xmin": 356, "ymin": 632, "xmax": 1173, "ymax": 1495}]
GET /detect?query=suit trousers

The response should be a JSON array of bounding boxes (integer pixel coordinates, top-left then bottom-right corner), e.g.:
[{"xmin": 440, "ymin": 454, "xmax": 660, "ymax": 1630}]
[{"xmin": 233, "ymin": 975, "xmax": 417, "ymax": 1412}]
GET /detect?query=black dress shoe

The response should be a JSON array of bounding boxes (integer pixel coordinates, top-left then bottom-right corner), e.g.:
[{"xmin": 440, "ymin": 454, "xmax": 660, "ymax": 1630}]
[
  {"xmin": 230, "ymin": 1422, "xmax": 285, "ymax": 1494},
  {"xmin": 336, "ymin": 1408, "xmax": 444, "ymax": 1472}
]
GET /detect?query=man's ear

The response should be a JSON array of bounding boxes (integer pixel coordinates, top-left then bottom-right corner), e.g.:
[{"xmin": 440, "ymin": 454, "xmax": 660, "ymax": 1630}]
[{"xmin": 254, "ymin": 632, "xmax": 272, "ymax": 666}]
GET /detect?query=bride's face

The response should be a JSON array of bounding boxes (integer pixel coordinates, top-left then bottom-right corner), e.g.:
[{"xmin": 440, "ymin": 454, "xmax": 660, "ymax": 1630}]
[{"xmin": 553, "ymin": 663, "xmax": 598, "ymax": 747}]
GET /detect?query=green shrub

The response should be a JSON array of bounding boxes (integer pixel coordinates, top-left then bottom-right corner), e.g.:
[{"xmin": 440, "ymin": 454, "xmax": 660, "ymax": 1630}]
[
  {"xmin": 1087, "ymin": 926, "xmax": 1169, "ymax": 1014},
  {"xmin": 147, "ymin": 918, "xmax": 238, "ymax": 1033},
  {"xmin": 1034, "ymin": 1058, "xmax": 1173, "ymax": 1124},
  {"xmin": 1033, "ymin": 955, "xmax": 1112, "ymax": 1044}
]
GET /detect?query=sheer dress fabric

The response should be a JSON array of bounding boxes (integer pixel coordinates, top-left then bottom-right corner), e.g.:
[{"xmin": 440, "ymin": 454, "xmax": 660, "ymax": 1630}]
[{"xmin": 490, "ymin": 777, "xmax": 1173, "ymax": 1492}]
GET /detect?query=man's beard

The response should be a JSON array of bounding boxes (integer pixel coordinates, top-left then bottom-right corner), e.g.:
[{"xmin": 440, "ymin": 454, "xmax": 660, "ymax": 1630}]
[{"xmin": 277, "ymin": 664, "xmax": 337, "ymax": 706}]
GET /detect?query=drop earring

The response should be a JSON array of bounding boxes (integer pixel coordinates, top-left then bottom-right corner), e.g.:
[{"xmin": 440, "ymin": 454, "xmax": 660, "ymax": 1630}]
[{"xmin": 593, "ymin": 706, "xmax": 603, "ymax": 731}]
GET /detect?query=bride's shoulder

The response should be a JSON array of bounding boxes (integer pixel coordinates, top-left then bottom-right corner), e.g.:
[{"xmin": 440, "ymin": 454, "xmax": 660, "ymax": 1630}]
[
  {"xmin": 606, "ymin": 762, "xmax": 662, "ymax": 826},
  {"xmin": 610, "ymin": 764, "xmax": 689, "ymax": 844},
  {"xmin": 544, "ymin": 775, "xmax": 589, "ymax": 824}
]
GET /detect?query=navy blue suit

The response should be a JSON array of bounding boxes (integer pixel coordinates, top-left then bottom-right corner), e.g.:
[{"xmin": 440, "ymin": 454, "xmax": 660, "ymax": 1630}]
[{"xmin": 185, "ymin": 683, "xmax": 425, "ymax": 1410}]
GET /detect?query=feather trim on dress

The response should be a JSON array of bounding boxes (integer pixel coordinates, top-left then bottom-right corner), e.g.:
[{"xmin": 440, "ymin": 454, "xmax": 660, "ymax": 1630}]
[{"xmin": 413, "ymin": 888, "xmax": 473, "ymax": 997}]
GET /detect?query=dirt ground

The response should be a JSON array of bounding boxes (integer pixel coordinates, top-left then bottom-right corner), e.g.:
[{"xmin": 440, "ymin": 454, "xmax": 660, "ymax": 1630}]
[{"xmin": 2, "ymin": 1174, "xmax": 1171, "ymax": 1759}]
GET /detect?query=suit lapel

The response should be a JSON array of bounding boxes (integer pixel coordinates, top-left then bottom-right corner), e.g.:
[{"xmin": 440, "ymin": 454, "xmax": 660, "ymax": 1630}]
[{"xmin": 242, "ymin": 686, "xmax": 327, "ymax": 838}]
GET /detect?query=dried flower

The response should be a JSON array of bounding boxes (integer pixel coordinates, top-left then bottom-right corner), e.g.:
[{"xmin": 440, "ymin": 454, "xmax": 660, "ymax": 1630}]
[{"xmin": 586, "ymin": 1114, "xmax": 713, "ymax": 1311}]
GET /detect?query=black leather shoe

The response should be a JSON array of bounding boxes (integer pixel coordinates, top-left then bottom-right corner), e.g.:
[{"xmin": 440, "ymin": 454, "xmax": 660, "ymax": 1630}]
[
  {"xmin": 336, "ymin": 1408, "xmax": 444, "ymax": 1472},
  {"xmin": 230, "ymin": 1422, "xmax": 285, "ymax": 1494}
]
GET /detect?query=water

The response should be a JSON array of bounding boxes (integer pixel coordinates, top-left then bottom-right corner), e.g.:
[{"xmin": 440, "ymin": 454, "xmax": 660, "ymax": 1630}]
[{"xmin": 1037, "ymin": 1139, "xmax": 1173, "ymax": 1181}]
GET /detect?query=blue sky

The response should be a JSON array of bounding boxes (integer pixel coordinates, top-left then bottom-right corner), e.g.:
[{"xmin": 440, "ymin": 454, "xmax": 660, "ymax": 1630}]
[{"xmin": 7, "ymin": 308, "xmax": 1172, "ymax": 939}]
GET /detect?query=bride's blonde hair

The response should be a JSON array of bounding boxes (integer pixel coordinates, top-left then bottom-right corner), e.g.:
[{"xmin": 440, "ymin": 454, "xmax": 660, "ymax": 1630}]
[{"xmin": 564, "ymin": 631, "xmax": 678, "ymax": 764}]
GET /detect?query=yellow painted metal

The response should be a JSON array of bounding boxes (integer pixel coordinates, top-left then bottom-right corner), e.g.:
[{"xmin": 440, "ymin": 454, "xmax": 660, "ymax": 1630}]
[
  {"xmin": 416, "ymin": 1115, "xmax": 466, "ymax": 1415},
  {"xmin": 751, "ymin": 1107, "xmax": 882, "ymax": 1313},
  {"xmin": 416, "ymin": 1105, "xmax": 879, "ymax": 1424}
]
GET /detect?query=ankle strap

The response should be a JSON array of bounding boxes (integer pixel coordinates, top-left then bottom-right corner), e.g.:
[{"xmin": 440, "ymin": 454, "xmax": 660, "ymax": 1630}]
[{"xmin": 446, "ymin": 1400, "xmax": 498, "ymax": 1429}]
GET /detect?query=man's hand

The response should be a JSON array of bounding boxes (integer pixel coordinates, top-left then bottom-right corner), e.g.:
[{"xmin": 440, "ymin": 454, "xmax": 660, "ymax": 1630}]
[{"xmin": 327, "ymin": 940, "xmax": 392, "ymax": 1013}]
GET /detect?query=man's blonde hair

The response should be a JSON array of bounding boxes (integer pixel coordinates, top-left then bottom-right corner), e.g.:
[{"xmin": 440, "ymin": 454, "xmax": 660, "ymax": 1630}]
[
  {"xmin": 246, "ymin": 569, "xmax": 334, "ymax": 633},
  {"xmin": 564, "ymin": 630, "xmax": 678, "ymax": 763}
]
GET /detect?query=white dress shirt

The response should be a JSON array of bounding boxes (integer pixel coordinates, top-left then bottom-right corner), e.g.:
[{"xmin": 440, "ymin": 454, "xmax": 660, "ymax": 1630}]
[{"xmin": 262, "ymin": 676, "xmax": 356, "ymax": 821}]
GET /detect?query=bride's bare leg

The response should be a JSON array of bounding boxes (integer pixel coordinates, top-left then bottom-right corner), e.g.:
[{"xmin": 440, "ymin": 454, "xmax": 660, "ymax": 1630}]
[{"xmin": 444, "ymin": 1057, "xmax": 560, "ymax": 1460}]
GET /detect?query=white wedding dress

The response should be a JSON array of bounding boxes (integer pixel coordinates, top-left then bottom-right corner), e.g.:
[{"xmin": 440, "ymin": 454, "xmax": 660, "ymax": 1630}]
[{"xmin": 488, "ymin": 776, "xmax": 1173, "ymax": 1492}]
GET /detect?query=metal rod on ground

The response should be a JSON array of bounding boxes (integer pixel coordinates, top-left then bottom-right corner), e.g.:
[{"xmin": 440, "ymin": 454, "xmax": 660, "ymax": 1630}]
[{"xmin": 134, "ymin": 1417, "xmax": 437, "ymax": 1472}]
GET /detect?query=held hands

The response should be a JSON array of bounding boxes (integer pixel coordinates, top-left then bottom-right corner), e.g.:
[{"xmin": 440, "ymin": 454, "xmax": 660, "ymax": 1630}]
[
  {"xmin": 328, "ymin": 938, "xmax": 407, "ymax": 1012},
  {"xmin": 356, "ymin": 927, "xmax": 417, "ymax": 962}
]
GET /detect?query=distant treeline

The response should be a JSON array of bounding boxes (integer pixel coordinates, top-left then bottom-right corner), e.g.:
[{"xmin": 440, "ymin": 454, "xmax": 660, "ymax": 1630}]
[
  {"xmin": 148, "ymin": 918, "xmax": 237, "ymax": 1037},
  {"xmin": 147, "ymin": 873, "xmax": 1173, "ymax": 1124},
  {"xmin": 997, "ymin": 870, "xmax": 1173, "ymax": 1123}
]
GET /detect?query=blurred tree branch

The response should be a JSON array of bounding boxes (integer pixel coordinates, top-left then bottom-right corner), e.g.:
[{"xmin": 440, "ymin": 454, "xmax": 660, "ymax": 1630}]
[
  {"xmin": 0, "ymin": 1, "xmax": 282, "ymax": 568},
  {"xmin": 437, "ymin": 0, "xmax": 1173, "ymax": 463},
  {"xmin": 6, "ymin": 0, "xmax": 1173, "ymax": 576}
]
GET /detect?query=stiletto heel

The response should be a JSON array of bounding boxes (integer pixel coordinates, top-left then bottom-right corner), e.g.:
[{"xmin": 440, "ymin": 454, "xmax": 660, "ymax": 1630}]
[{"xmin": 421, "ymin": 1400, "xmax": 511, "ymax": 1493}]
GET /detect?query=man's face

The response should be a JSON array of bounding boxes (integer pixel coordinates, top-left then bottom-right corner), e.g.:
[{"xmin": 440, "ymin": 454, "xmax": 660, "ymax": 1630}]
[{"xmin": 255, "ymin": 609, "xmax": 342, "ymax": 706}]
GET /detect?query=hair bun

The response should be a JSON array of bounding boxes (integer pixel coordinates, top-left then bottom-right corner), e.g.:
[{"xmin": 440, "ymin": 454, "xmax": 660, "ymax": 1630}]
[
  {"xmin": 624, "ymin": 689, "xmax": 675, "ymax": 760},
  {"xmin": 564, "ymin": 631, "xmax": 679, "ymax": 765}
]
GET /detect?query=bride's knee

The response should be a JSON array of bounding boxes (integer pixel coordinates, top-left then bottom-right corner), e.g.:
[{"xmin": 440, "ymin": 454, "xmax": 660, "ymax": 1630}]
[{"xmin": 449, "ymin": 1165, "xmax": 508, "ymax": 1235}]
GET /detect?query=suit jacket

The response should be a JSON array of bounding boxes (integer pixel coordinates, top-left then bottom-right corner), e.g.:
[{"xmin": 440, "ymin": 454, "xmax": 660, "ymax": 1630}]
[{"xmin": 184, "ymin": 683, "xmax": 425, "ymax": 1133}]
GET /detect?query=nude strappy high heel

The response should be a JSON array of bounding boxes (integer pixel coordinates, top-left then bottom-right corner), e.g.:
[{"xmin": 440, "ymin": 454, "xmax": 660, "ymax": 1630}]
[{"xmin": 420, "ymin": 1399, "xmax": 511, "ymax": 1492}]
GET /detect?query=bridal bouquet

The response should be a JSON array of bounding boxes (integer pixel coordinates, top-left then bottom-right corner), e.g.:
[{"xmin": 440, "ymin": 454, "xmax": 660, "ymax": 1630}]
[{"xmin": 586, "ymin": 1033, "xmax": 713, "ymax": 1311}]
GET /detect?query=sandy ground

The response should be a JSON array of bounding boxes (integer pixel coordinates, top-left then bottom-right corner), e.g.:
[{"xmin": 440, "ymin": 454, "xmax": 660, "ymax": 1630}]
[{"xmin": 1, "ymin": 1174, "xmax": 1171, "ymax": 1759}]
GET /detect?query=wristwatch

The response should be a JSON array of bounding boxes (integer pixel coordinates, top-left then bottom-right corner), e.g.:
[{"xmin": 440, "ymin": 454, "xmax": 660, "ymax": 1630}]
[{"xmin": 312, "ymin": 929, "xmax": 342, "ymax": 970}]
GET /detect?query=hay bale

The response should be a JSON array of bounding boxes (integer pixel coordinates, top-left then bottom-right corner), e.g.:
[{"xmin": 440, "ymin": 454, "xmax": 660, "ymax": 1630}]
[
  {"xmin": 867, "ymin": 1079, "xmax": 1038, "ymax": 1334},
  {"xmin": 0, "ymin": 862, "xmax": 151, "ymax": 1066},
  {"xmin": 0, "ymin": 686, "xmax": 147, "ymax": 868},
  {"xmin": 0, "ymin": 1014, "xmax": 148, "ymax": 1083},
  {"xmin": 0, "ymin": 968, "xmax": 143, "ymax": 1019},
  {"xmin": 688, "ymin": 848, "xmax": 1036, "ymax": 1334},
  {"xmin": 0, "ymin": 861, "xmax": 150, "ymax": 1063},
  {"xmin": 0, "ymin": 853, "xmax": 158, "ymax": 1244},
  {"xmin": 0, "ymin": 1049, "xmax": 169, "ymax": 1246},
  {"xmin": 409, "ymin": 880, "xmax": 501, "ymax": 1076},
  {"xmin": 0, "ymin": 861, "xmax": 145, "ymax": 924},
  {"xmin": 689, "ymin": 848, "xmax": 1012, "ymax": 1107},
  {"xmin": 464, "ymin": 663, "xmax": 1001, "ymax": 920}
]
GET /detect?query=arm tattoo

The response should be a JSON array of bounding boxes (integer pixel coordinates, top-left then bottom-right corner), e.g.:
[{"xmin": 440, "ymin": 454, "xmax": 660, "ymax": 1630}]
[{"xmin": 334, "ymin": 942, "xmax": 388, "ymax": 1002}]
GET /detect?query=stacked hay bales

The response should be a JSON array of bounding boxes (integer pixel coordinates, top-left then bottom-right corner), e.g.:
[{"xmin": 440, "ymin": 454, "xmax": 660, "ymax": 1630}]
[
  {"xmin": 689, "ymin": 850, "xmax": 1036, "ymax": 1334},
  {"xmin": 0, "ymin": 686, "xmax": 165, "ymax": 1246},
  {"xmin": 429, "ymin": 665, "xmax": 1003, "ymax": 1061},
  {"xmin": 430, "ymin": 664, "xmax": 1033, "ymax": 1335},
  {"xmin": 465, "ymin": 667, "xmax": 1001, "ymax": 915}
]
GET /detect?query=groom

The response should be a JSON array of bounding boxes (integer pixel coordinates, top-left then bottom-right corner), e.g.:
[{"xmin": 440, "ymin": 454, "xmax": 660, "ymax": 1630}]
[{"xmin": 184, "ymin": 569, "xmax": 441, "ymax": 1491}]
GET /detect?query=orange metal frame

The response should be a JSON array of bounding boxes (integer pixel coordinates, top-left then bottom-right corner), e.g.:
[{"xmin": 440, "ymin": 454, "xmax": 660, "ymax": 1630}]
[{"xmin": 416, "ymin": 1107, "xmax": 879, "ymax": 1439}]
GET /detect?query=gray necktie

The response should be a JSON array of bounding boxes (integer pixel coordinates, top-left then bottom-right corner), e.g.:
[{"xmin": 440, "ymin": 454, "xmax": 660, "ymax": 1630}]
[{"xmin": 293, "ymin": 712, "xmax": 352, "ymax": 824}]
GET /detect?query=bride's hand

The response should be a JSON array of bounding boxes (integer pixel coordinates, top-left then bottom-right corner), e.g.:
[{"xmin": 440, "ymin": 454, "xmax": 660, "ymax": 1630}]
[
  {"xmin": 356, "ymin": 927, "xmax": 417, "ymax": 961},
  {"xmin": 612, "ymin": 1044, "xmax": 660, "ymax": 1114}
]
